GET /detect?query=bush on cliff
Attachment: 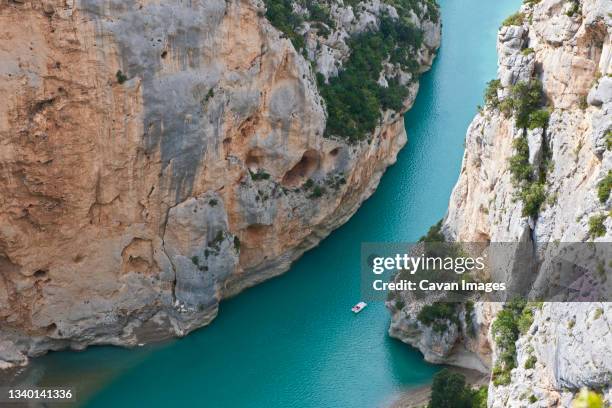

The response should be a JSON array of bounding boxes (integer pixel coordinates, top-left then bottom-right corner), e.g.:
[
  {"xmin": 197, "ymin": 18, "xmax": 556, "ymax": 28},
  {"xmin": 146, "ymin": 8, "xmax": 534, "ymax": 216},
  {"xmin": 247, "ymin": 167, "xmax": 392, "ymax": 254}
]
[
  {"xmin": 509, "ymin": 136, "xmax": 533, "ymax": 184},
  {"xmin": 263, "ymin": 0, "xmax": 435, "ymax": 141},
  {"xmin": 509, "ymin": 80, "xmax": 545, "ymax": 129},
  {"xmin": 491, "ymin": 300, "xmax": 539, "ymax": 386},
  {"xmin": 527, "ymin": 108, "xmax": 550, "ymax": 130},
  {"xmin": 321, "ymin": 14, "xmax": 423, "ymax": 141},
  {"xmin": 428, "ymin": 369, "xmax": 487, "ymax": 408},
  {"xmin": 588, "ymin": 214, "xmax": 607, "ymax": 239},
  {"xmin": 504, "ymin": 80, "xmax": 549, "ymax": 218},
  {"xmin": 484, "ymin": 79, "xmax": 502, "ymax": 108},
  {"xmin": 519, "ymin": 181, "xmax": 546, "ymax": 217},
  {"xmin": 418, "ymin": 219, "xmax": 445, "ymax": 242},
  {"xmin": 501, "ymin": 12, "xmax": 524, "ymax": 27},
  {"xmin": 597, "ymin": 171, "xmax": 612, "ymax": 203},
  {"xmin": 418, "ymin": 302, "xmax": 459, "ymax": 330}
]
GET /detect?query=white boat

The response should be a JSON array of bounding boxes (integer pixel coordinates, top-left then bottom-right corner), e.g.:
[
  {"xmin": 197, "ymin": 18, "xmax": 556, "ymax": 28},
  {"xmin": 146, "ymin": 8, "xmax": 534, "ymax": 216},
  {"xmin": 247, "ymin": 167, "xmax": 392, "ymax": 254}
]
[{"xmin": 351, "ymin": 301, "xmax": 367, "ymax": 313}]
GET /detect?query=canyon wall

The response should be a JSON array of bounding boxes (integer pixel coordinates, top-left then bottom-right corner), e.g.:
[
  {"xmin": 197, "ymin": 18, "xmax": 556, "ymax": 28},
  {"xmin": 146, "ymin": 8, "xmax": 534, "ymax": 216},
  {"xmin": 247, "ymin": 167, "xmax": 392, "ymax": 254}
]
[
  {"xmin": 389, "ymin": 0, "xmax": 611, "ymax": 405},
  {"xmin": 0, "ymin": 0, "xmax": 440, "ymax": 368}
]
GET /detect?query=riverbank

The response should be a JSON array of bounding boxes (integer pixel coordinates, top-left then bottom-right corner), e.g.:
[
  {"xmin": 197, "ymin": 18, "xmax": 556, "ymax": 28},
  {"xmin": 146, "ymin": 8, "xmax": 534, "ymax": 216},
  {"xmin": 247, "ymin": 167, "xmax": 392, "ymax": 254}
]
[{"xmin": 389, "ymin": 367, "xmax": 489, "ymax": 408}]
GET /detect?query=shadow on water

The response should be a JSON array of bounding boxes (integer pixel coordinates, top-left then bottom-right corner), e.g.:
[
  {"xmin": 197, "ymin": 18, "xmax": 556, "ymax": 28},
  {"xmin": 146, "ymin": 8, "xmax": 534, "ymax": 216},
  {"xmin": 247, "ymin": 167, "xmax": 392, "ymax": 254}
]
[{"xmin": 19, "ymin": 1, "xmax": 521, "ymax": 407}]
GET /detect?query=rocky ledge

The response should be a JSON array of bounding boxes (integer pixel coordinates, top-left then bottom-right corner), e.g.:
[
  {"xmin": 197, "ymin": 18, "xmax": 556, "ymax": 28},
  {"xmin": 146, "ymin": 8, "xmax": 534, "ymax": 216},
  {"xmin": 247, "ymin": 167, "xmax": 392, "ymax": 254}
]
[
  {"xmin": 0, "ymin": 0, "xmax": 439, "ymax": 368},
  {"xmin": 389, "ymin": 0, "xmax": 611, "ymax": 406}
]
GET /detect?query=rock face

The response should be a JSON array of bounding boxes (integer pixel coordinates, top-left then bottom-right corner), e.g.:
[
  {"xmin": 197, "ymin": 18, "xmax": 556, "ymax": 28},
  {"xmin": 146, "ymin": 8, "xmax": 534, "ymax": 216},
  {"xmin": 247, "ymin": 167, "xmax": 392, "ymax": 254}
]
[
  {"xmin": 389, "ymin": 0, "xmax": 611, "ymax": 405},
  {"xmin": 0, "ymin": 0, "xmax": 440, "ymax": 368},
  {"xmin": 388, "ymin": 299, "xmax": 499, "ymax": 373}
]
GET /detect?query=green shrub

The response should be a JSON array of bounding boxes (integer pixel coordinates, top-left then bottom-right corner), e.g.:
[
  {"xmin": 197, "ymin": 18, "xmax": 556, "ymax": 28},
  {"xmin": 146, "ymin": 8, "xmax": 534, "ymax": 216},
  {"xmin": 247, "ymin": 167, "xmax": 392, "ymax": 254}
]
[
  {"xmin": 491, "ymin": 299, "xmax": 536, "ymax": 386},
  {"xmin": 233, "ymin": 236, "xmax": 241, "ymax": 251},
  {"xmin": 589, "ymin": 214, "xmax": 607, "ymax": 239},
  {"xmin": 116, "ymin": 70, "xmax": 128, "ymax": 84},
  {"xmin": 517, "ymin": 306, "xmax": 535, "ymax": 334},
  {"xmin": 303, "ymin": 178, "xmax": 314, "ymax": 190},
  {"xmin": 527, "ymin": 109, "xmax": 550, "ymax": 130},
  {"xmin": 321, "ymin": 17, "xmax": 423, "ymax": 141},
  {"xmin": 208, "ymin": 199, "xmax": 218, "ymax": 207},
  {"xmin": 521, "ymin": 47, "xmax": 535, "ymax": 55},
  {"xmin": 502, "ymin": 12, "xmax": 525, "ymax": 27},
  {"xmin": 529, "ymin": 395, "xmax": 538, "ymax": 403},
  {"xmin": 579, "ymin": 94, "xmax": 588, "ymax": 110},
  {"xmin": 250, "ymin": 169, "xmax": 271, "ymax": 181},
  {"xmin": 308, "ymin": 185, "xmax": 325, "ymax": 199},
  {"xmin": 571, "ymin": 389, "xmax": 604, "ymax": 408},
  {"xmin": 419, "ymin": 219, "xmax": 445, "ymax": 242},
  {"xmin": 597, "ymin": 171, "xmax": 612, "ymax": 203},
  {"xmin": 524, "ymin": 355, "xmax": 537, "ymax": 369},
  {"xmin": 605, "ymin": 130, "xmax": 612, "ymax": 150},
  {"xmin": 306, "ymin": 2, "xmax": 335, "ymax": 29},
  {"xmin": 263, "ymin": 0, "xmax": 438, "ymax": 141},
  {"xmin": 519, "ymin": 182, "xmax": 546, "ymax": 217},
  {"xmin": 432, "ymin": 321, "xmax": 449, "ymax": 333},
  {"xmin": 510, "ymin": 80, "xmax": 545, "ymax": 129},
  {"xmin": 264, "ymin": 0, "xmax": 305, "ymax": 50},
  {"xmin": 566, "ymin": 0, "xmax": 580, "ymax": 17},
  {"xmin": 428, "ymin": 369, "xmax": 477, "ymax": 408},
  {"xmin": 492, "ymin": 364, "xmax": 512, "ymax": 386},
  {"xmin": 484, "ymin": 79, "xmax": 502, "ymax": 107},
  {"xmin": 209, "ymin": 230, "xmax": 225, "ymax": 250},
  {"xmin": 509, "ymin": 136, "xmax": 533, "ymax": 184},
  {"xmin": 418, "ymin": 303, "xmax": 459, "ymax": 327},
  {"xmin": 471, "ymin": 386, "xmax": 488, "ymax": 408},
  {"xmin": 204, "ymin": 88, "xmax": 214, "ymax": 104}
]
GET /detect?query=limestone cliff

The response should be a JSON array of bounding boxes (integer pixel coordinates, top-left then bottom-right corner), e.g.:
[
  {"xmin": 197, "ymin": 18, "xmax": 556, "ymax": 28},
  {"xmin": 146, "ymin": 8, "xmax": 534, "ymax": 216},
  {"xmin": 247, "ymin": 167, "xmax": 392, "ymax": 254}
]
[
  {"xmin": 389, "ymin": 0, "xmax": 611, "ymax": 405},
  {"xmin": 0, "ymin": 0, "xmax": 440, "ymax": 368}
]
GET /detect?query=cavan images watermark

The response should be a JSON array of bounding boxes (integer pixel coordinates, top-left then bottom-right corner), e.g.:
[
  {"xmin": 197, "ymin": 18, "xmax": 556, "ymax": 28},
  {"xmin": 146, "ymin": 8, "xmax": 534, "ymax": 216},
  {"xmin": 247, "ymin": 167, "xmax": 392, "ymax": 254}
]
[{"xmin": 361, "ymin": 242, "xmax": 612, "ymax": 303}]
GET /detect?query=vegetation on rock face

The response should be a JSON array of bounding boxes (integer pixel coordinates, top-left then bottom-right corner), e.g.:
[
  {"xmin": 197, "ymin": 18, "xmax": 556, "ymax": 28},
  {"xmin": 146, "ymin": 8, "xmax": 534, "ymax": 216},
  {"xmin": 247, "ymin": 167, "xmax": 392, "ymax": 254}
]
[
  {"xmin": 508, "ymin": 136, "xmax": 532, "ymax": 183},
  {"xmin": 484, "ymin": 79, "xmax": 502, "ymax": 108},
  {"xmin": 527, "ymin": 109, "xmax": 550, "ymax": 130},
  {"xmin": 418, "ymin": 302, "xmax": 459, "ymax": 333},
  {"xmin": 116, "ymin": 70, "xmax": 128, "ymax": 84},
  {"xmin": 508, "ymin": 135, "xmax": 547, "ymax": 218},
  {"xmin": 428, "ymin": 369, "xmax": 488, "ymax": 408},
  {"xmin": 264, "ymin": 0, "xmax": 309, "ymax": 50},
  {"xmin": 492, "ymin": 79, "xmax": 551, "ymax": 217},
  {"xmin": 597, "ymin": 171, "xmax": 612, "ymax": 203},
  {"xmin": 588, "ymin": 214, "xmax": 607, "ymax": 239},
  {"xmin": 491, "ymin": 300, "xmax": 538, "ymax": 386},
  {"xmin": 485, "ymin": 79, "xmax": 547, "ymax": 130},
  {"xmin": 501, "ymin": 12, "xmax": 524, "ymax": 27},
  {"xmin": 524, "ymin": 354, "xmax": 536, "ymax": 369},
  {"xmin": 571, "ymin": 388, "xmax": 605, "ymax": 408},
  {"xmin": 263, "ymin": 0, "xmax": 438, "ymax": 141},
  {"xmin": 250, "ymin": 169, "xmax": 271, "ymax": 181},
  {"xmin": 320, "ymin": 13, "xmax": 424, "ymax": 141},
  {"xmin": 521, "ymin": 47, "xmax": 534, "ymax": 56},
  {"xmin": 506, "ymin": 80, "xmax": 546, "ymax": 129},
  {"xmin": 418, "ymin": 219, "xmax": 445, "ymax": 242},
  {"xmin": 519, "ymin": 182, "xmax": 546, "ymax": 218}
]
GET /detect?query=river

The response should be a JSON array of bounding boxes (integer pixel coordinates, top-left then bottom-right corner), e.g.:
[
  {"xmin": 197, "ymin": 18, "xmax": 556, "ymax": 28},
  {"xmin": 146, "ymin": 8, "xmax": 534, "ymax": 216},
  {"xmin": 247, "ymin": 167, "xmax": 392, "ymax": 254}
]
[{"xmin": 25, "ymin": 1, "xmax": 520, "ymax": 406}]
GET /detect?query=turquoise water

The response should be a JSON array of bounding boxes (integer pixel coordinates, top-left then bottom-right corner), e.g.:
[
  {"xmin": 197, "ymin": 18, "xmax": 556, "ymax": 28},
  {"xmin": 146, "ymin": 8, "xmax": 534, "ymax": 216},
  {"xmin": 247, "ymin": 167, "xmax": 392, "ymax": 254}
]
[{"xmin": 28, "ymin": 1, "xmax": 520, "ymax": 406}]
